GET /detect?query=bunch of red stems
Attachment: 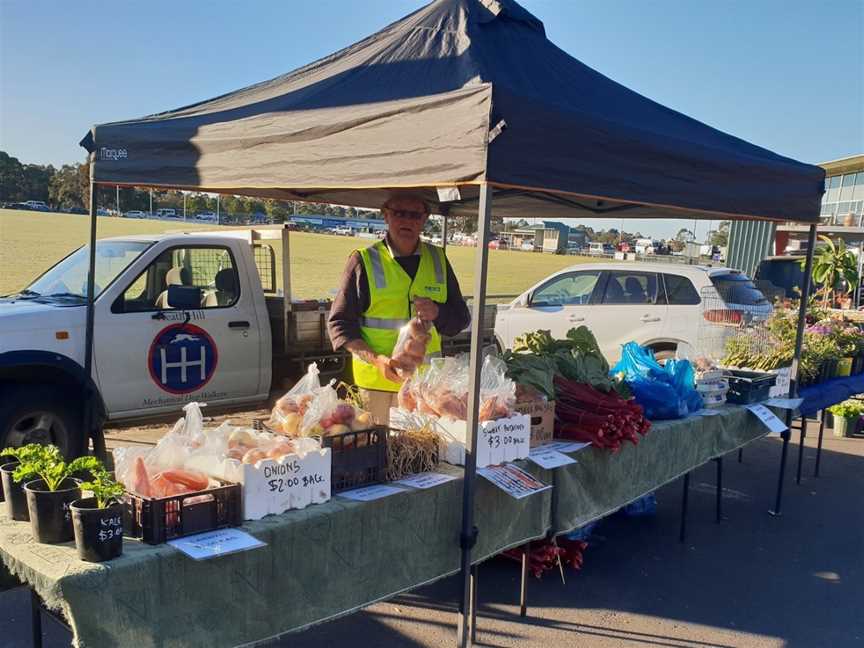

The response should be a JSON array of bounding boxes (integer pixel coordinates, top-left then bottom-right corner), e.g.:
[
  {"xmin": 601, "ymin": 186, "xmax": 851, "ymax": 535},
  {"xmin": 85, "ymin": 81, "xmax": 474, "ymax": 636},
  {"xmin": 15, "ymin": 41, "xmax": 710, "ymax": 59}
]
[
  {"xmin": 554, "ymin": 377, "xmax": 651, "ymax": 451},
  {"xmin": 501, "ymin": 538, "xmax": 588, "ymax": 579}
]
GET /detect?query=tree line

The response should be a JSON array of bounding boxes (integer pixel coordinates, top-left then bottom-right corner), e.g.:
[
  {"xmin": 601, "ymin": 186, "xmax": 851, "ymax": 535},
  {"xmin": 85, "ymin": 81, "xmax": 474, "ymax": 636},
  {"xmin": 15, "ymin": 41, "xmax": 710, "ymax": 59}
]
[
  {"xmin": 0, "ymin": 151, "xmax": 375, "ymax": 222},
  {"xmin": 1, "ymin": 150, "xmax": 730, "ymax": 245}
]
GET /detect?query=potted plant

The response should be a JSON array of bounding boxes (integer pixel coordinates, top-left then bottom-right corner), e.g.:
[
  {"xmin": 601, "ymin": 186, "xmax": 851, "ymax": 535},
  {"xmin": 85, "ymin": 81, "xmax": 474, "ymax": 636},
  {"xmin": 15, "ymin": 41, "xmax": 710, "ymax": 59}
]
[
  {"xmin": 71, "ymin": 468, "xmax": 125, "ymax": 562},
  {"xmin": 11, "ymin": 444, "xmax": 101, "ymax": 544},
  {"xmin": 0, "ymin": 444, "xmax": 50, "ymax": 521},
  {"xmin": 0, "ymin": 451, "xmax": 16, "ymax": 504},
  {"xmin": 802, "ymin": 236, "xmax": 859, "ymax": 308},
  {"xmin": 827, "ymin": 400, "xmax": 864, "ymax": 438}
]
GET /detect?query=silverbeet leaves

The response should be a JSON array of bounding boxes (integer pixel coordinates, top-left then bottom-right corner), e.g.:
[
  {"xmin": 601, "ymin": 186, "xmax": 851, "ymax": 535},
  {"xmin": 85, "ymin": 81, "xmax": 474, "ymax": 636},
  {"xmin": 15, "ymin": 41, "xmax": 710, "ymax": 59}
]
[{"xmin": 503, "ymin": 327, "xmax": 629, "ymax": 399}]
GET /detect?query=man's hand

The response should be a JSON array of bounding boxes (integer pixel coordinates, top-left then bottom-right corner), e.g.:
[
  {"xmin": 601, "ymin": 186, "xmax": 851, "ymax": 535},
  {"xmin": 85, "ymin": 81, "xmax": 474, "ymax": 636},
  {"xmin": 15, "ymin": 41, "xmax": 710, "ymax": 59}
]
[
  {"xmin": 374, "ymin": 354, "xmax": 402, "ymax": 383},
  {"xmin": 414, "ymin": 297, "xmax": 439, "ymax": 322}
]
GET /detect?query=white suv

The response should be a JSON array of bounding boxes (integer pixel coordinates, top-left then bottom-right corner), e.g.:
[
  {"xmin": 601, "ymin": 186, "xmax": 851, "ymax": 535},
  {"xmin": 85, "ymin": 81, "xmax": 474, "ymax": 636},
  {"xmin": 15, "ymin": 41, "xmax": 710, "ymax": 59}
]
[{"xmin": 494, "ymin": 263, "xmax": 771, "ymax": 362}]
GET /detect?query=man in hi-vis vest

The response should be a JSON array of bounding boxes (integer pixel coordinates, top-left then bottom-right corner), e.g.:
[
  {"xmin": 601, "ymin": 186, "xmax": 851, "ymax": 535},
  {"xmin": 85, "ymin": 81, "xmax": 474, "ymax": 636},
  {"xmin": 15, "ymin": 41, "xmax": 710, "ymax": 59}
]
[{"xmin": 328, "ymin": 193, "xmax": 470, "ymax": 425}]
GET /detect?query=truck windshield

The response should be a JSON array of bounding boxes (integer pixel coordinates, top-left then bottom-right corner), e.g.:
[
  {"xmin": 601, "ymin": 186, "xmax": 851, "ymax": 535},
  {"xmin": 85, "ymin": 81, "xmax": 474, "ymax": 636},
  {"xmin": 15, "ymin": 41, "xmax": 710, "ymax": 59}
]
[{"xmin": 23, "ymin": 241, "xmax": 151, "ymax": 301}]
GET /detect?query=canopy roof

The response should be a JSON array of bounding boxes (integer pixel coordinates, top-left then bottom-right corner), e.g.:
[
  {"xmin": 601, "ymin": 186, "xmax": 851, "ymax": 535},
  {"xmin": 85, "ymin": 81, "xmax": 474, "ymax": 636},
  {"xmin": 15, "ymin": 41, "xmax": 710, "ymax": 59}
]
[{"xmin": 81, "ymin": 0, "xmax": 824, "ymax": 223}]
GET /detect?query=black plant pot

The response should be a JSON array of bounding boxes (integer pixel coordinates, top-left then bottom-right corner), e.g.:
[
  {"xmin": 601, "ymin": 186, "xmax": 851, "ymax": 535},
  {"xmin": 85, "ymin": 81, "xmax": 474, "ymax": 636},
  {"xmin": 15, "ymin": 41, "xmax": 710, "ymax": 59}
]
[
  {"xmin": 24, "ymin": 478, "xmax": 81, "ymax": 544},
  {"xmin": 71, "ymin": 498, "xmax": 123, "ymax": 562},
  {"xmin": 818, "ymin": 360, "xmax": 836, "ymax": 384},
  {"xmin": 1, "ymin": 461, "xmax": 28, "ymax": 521},
  {"xmin": 0, "ymin": 455, "xmax": 15, "ymax": 503}
]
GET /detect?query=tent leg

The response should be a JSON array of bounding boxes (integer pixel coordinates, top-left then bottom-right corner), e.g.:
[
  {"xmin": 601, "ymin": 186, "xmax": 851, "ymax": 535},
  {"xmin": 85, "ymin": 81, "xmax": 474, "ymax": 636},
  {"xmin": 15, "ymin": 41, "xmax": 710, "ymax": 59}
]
[
  {"xmin": 679, "ymin": 472, "xmax": 690, "ymax": 543},
  {"xmin": 31, "ymin": 587, "xmax": 43, "ymax": 648},
  {"xmin": 737, "ymin": 448, "xmax": 743, "ymax": 463},
  {"xmin": 714, "ymin": 457, "xmax": 723, "ymax": 523},
  {"xmin": 814, "ymin": 410, "xmax": 826, "ymax": 477},
  {"xmin": 456, "ymin": 183, "xmax": 493, "ymax": 648},
  {"xmin": 770, "ymin": 223, "xmax": 816, "ymax": 514},
  {"xmin": 83, "ymin": 178, "xmax": 105, "ymax": 460},
  {"xmin": 770, "ymin": 424, "xmax": 791, "ymax": 517},
  {"xmin": 795, "ymin": 416, "xmax": 807, "ymax": 485}
]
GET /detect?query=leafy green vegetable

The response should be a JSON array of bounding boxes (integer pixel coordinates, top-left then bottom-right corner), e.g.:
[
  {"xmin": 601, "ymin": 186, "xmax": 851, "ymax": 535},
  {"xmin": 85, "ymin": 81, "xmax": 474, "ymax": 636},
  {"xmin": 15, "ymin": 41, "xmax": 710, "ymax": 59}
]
[
  {"xmin": 502, "ymin": 351, "xmax": 558, "ymax": 399},
  {"xmin": 506, "ymin": 327, "xmax": 630, "ymax": 397},
  {"xmin": 1, "ymin": 443, "xmax": 103, "ymax": 491},
  {"xmin": 79, "ymin": 468, "xmax": 124, "ymax": 509}
]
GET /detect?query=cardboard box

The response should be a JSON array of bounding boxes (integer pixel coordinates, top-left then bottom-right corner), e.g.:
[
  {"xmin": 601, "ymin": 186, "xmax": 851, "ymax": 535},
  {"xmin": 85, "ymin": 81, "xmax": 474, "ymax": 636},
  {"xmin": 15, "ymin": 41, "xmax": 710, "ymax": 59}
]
[{"xmin": 514, "ymin": 398, "xmax": 555, "ymax": 447}]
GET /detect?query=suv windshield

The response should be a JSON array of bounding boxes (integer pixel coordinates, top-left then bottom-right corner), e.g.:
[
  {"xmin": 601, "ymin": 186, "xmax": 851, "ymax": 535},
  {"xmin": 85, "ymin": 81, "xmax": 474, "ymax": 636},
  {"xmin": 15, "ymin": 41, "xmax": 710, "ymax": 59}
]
[
  {"xmin": 22, "ymin": 241, "xmax": 151, "ymax": 301},
  {"xmin": 711, "ymin": 273, "xmax": 769, "ymax": 306}
]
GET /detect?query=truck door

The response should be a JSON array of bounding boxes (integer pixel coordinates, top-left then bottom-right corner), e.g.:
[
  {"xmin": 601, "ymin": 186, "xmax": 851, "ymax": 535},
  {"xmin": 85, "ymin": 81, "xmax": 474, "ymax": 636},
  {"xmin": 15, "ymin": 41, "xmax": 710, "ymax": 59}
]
[{"xmin": 94, "ymin": 243, "xmax": 264, "ymax": 418}]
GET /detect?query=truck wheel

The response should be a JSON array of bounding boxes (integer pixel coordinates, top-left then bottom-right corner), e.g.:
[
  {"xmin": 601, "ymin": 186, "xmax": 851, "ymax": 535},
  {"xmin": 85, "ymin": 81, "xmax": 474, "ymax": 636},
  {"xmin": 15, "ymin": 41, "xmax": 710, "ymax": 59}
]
[{"xmin": 0, "ymin": 387, "xmax": 83, "ymax": 458}]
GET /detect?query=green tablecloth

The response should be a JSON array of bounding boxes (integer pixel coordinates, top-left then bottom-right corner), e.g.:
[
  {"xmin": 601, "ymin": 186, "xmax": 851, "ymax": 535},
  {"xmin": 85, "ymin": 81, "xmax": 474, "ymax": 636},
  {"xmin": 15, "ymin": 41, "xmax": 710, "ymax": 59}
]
[{"xmin": 0, "ymin": 405, "xmax": 768, "ymax": 648}]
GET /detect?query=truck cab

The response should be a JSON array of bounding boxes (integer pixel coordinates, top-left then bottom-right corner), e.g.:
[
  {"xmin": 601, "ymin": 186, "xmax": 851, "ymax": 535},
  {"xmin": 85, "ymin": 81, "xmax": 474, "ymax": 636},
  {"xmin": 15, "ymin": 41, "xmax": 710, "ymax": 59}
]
[
  {"xmin": 0, "ymin": 226, "xmax": 493, "ymax": 457},
  {"xmin": 0, "ymin": 231, "xmax": 274, "ymax": 455}
]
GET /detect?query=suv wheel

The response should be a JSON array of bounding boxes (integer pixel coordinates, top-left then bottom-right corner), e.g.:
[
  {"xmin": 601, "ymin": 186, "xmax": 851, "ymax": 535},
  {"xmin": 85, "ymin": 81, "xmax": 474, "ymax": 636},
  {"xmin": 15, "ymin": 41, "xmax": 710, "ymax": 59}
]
[
  {"xmin": 650, "ymin": 346, "xmax": 678, "ymax": 363},
  {"xmin": 0, "ymin": 387, "xmax": 83, "ymax": 458}
]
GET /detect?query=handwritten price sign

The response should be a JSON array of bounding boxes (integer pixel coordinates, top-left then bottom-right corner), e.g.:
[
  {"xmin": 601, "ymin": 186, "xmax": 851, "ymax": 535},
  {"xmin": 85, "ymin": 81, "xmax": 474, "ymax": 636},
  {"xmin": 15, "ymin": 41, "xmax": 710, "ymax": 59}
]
[
  {"xmin": 231, "ymin": 449, "xmax": 332, "ymax": 520},
  {"xmin": 478, "ymin": 415, "xmax": 531, "ymax": 467}
]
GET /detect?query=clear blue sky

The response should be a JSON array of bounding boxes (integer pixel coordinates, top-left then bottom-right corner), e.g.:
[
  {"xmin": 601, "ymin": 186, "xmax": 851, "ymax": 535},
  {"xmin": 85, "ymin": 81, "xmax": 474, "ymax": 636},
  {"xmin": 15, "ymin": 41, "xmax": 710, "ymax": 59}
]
[{"xmin": 1, "ymin": 0, "xmax": 861, "ymax": 239}]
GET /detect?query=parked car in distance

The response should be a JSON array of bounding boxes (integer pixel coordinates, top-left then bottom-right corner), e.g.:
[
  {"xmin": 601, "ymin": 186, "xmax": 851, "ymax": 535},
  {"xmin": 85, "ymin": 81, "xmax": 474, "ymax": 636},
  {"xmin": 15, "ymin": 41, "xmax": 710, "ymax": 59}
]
[
  {"xmin": 494, "ymin": 263, "xmax": 771, "ymax": 362},
  {"xmin": 195, "ymin": 212, "xmax": 217, "ymax": 222},
  {"xmin": 23, "ymin": 200, "xmax": 49, "ymax": 211},
  {"xmin": 125, "ymin": 210, "xmax": 146, "ymax": 219},
  {"xmin": 588, "ymin": 242, "xmax": 615, "ymax": 256},
  {"xmin": 155, "ymin": 208, "xmax": 177, "ymax": 219}
]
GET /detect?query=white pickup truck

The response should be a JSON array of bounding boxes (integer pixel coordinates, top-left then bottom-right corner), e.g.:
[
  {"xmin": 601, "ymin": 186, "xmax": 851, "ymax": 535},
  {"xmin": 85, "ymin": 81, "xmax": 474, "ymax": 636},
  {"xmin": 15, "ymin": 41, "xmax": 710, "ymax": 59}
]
[{"xmin": 0, "ymin": 226, "xmax": 493, "ymax": 457}]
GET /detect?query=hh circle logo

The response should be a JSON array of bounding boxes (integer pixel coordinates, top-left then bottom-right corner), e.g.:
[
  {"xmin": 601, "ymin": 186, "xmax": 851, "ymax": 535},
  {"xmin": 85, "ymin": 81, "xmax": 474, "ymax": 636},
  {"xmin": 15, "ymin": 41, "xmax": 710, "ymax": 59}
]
[{"xmin": 148, "ymin": 324, "xmax": 218, "ymax": 394}]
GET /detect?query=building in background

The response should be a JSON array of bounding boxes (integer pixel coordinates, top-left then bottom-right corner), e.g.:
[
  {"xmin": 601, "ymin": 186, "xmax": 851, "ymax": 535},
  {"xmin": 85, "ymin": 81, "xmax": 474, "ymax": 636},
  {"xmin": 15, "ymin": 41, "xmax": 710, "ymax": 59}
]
[
  {"xmin": 729, "ymin": 154, "xmax": 863, "ymax": 307},
  {"xmin": 817, "ymin": 154, "xmax": 864, "ymax": 226}
]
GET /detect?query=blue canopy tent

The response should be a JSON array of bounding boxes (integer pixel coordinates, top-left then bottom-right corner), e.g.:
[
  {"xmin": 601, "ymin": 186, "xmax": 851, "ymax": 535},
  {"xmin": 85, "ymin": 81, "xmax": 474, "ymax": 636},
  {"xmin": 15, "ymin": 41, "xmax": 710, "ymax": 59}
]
[{"xmin": 79, "ymin": 1, "xmax": 824, "ymax": 644}]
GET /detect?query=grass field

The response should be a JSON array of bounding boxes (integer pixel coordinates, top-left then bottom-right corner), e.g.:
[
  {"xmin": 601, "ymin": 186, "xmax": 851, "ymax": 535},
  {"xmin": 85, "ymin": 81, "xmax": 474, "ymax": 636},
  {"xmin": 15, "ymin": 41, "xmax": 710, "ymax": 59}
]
[{"xmin": 0, "ymin": 209, "xmax": 603, "ymax": 299}]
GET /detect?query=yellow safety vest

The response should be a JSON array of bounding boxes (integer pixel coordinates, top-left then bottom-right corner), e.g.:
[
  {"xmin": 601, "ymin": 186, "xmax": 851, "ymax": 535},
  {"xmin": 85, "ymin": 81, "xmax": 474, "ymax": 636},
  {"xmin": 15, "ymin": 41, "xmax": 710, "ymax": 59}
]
[{"xmin": 353, "ymin": 240, "xmax": 448, "ymax": 392}]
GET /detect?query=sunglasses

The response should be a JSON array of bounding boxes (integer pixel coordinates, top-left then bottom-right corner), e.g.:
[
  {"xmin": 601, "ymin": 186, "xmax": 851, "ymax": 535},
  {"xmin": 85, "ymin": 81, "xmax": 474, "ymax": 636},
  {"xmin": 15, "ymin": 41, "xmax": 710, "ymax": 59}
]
[{"xmin": 385, "ymin": 208, "xmax": 426, "ymax": 221}]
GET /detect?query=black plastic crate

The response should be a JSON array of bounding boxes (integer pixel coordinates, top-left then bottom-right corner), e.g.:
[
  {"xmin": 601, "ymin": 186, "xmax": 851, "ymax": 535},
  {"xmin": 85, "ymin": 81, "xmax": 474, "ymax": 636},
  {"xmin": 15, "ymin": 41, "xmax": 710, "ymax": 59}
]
[
  {"xmin": 723, "ymin": 369, "xmax": 777, "ymax": 404},
  {"xmin": 123, "ymin": 481, "xmax": 241, "ymax": 545},
  {"xmin": 321, "ymin": 426, "xmax": 388, "ymax": 492}
]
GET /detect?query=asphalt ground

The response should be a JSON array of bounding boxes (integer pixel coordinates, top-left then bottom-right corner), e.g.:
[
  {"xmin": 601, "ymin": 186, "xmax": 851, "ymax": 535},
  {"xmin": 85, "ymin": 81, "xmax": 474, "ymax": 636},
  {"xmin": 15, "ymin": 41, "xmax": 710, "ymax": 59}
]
[{"xmin": 3, "ymin": 425, "xmax": 862, "ymax": 648}]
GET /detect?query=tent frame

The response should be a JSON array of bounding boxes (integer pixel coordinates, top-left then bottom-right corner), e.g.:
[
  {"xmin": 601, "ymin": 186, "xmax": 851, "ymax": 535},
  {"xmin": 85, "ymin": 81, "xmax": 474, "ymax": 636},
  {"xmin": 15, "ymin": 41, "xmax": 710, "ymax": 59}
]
[{"xmin": 80, "ymin": 187, "xmax": 818, "ymax": 648}]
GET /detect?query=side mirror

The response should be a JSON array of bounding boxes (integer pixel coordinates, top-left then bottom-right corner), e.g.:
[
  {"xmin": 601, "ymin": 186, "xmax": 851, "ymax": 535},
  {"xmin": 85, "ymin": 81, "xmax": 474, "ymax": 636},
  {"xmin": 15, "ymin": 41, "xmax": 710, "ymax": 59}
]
[
  {"xmin": 167, "ymin": 285, "xmax": 202, "ymax": 309},
  {"xmin": 518, "ymin": 293, "xmax": 530, "ymax": 308}
]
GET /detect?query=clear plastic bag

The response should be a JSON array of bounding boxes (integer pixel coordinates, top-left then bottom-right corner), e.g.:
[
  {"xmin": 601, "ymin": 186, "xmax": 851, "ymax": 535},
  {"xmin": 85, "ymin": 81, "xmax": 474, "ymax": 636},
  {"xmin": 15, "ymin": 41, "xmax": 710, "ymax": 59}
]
[
  {"xmin": 478, "ymin": 355, "xmax": 516, "ymax": 421},
  {"xmin": 300, "ymin": 383, "xmax": 377, "ymax": 436},
  {"xmin": 269, "ymin": 363, "xmax": 322, "ymax": 434},
  {"xmin": 392, "ymin": 317, "xmax": 433, "ymax": 379},
  {"xmin": 396, "ymin": 354, "xmax": 516, "ymax": 422}
]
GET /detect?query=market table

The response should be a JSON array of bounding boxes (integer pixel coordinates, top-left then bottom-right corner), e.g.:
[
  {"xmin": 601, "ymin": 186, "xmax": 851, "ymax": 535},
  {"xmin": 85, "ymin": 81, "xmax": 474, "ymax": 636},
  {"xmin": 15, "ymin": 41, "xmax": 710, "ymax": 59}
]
[
  {"xmin": 796, "ymin": 374, "xmax": 864, "ymax": 479},
  {"xmin": 0, "ymin": 405, "xmax": 772, "ymax": 648}
]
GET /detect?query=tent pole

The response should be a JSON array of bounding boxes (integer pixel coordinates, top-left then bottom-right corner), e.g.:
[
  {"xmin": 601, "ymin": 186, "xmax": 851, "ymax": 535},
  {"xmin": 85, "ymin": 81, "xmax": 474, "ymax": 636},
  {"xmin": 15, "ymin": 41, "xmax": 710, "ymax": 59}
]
[
  {"xmin": 770, "ymin": 223, "xmax": 817, "ymax": 516},
  {"xmin": 456, "ymin": 183, "xmax": 492, "ymax": 648},
  {"xmin": 442, "ymin": 213, "xmax": 448, "ymax": 254},
  {"xmin": 83, "ymin": 177, "xmax": 105, "ymax": 459}
]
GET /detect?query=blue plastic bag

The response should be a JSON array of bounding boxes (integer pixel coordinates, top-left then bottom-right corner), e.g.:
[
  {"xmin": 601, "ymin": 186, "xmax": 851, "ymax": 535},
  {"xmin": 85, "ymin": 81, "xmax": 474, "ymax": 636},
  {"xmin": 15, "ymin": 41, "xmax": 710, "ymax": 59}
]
[
  {"xmin": 564, "ymin": 519, "xmax": 600, "ymax": 541},
  {"xmin": 611, "ymin": 343, "xmax": 703, "ymax": 420},
  {"xmin": 621, "ymin": 492, "xmax": 657, "ymax": 517}
]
